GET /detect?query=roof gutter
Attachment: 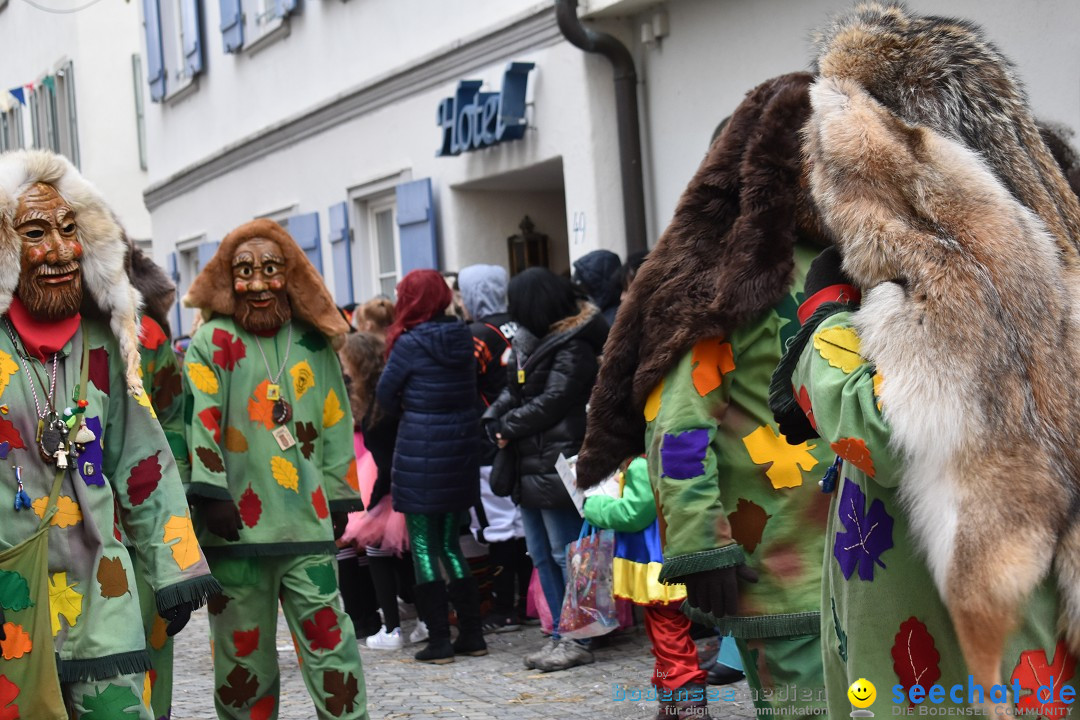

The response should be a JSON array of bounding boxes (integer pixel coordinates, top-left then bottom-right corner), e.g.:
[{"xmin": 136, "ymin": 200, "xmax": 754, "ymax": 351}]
[{"xmin": 554, "ymin": 0, "xmax": 647, "ymax": 255}]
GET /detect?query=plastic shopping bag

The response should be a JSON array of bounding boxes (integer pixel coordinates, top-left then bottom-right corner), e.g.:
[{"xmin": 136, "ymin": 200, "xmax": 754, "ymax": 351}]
[{"xmin": 557, "ymin": 522, "xmax": 619, "ymax": 640}]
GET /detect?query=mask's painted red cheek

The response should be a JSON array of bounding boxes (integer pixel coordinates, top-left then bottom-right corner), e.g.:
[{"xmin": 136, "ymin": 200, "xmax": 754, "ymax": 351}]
[
  {"xmin": 235, "ymin": 279, "xmax": 250, "ymax": 294},
  {"xmin": 268, "ymin": 278, "xmax": 285, "ymax": 291},
  {"xmin": 69, "ymin": 242, "xmax": 83, "ymax": 258},
  {"xmin": 24, "ymin": 245, "xmax": 48, "ymax": 265}
]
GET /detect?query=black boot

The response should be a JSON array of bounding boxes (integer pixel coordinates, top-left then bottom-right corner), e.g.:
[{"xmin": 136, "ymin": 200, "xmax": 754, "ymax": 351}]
[
  {"xmin": 412, "ymin": 580, "xmax": 454, "ymax": 664},
  {"xmin": 447, "ymin": 577, "xmax": 489, "ymax": 656}
]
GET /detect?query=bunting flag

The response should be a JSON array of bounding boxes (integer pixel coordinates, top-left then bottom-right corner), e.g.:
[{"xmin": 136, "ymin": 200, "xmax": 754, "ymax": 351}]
[
  {"xmin": 42, "ymin": 76, "xmax": 55, "ymax": 92},
  {"xmin": 0, "ymin": 93, "xmax": 12, "ymax": 113},
  {"xmin": 8, "ymin": 87, "xmax": 24, "ymax": 106}
]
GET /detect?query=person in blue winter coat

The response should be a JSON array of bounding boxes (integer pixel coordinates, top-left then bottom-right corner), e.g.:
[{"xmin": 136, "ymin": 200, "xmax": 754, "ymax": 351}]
[{"xmin": 375, "ymin": 269, "xmax": 485, "ymax": 664}]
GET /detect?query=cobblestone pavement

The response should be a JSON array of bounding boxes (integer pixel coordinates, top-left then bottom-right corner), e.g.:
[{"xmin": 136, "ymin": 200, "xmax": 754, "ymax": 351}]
[{"xmin": 172, "ymin": 608, "xmax": 757, "ymax": 719}]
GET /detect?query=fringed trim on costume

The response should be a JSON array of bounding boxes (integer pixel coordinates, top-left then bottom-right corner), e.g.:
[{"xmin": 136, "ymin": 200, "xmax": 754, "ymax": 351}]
[
  {"xmin": 203, "ymin": 541, "xmax": 338, "ymax": 559},
  {"xmin": 658, "ymin": 545, "xmax": 745, "ymax": 583},
  {"xmin": 680, "ymin": 605, "xmax": 821, "ymax": 639},
  {"xmin": 767, "ymin": 301, "xmax": 855, "ymax": 434},
  {"xmin": 58, "ymin": 650, "xmax": 152, "ymax": 683},
  {"xmin": 154, "ymin": 575, "xmax": 223, "ymax": 615},
  {"xmin": 185, "ymin": 482, "xmax": 234, "ymax": 502},
  {"xmin": 328, "ymin": 498, "xmax": 364, "ymax": 513}
]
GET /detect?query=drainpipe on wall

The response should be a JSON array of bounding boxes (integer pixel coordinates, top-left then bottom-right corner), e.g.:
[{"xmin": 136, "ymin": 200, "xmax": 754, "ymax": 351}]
[{"xmin": 554, "ymin": 0, "xmax": 648, "ymax": 256}]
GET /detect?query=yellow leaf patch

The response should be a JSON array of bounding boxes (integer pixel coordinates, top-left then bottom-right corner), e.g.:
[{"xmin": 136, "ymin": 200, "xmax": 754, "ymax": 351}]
[
  {"xmin": 133, "ymin": 389, "xmax": 157, "ymax": 419},
  {"xmin": 644, "ymin": 380, "xmax": 663, "ymax": 423},
  {"xmin": 873, "ymin": 372, "xmax": 884, "ymax": 411},
  {"xmin": 163, "ymin": 513, "xmax": 202, "ymax": 571},
  {"xmin": 32, "ymin": 495, "xmax": 82, "ymax": 528},
  {"xmin": 813, "ymin": 326, "xmax": 863, "ymax": 374},
  {"xmin": 742, "ymin": 425, "xmax": 819, "ymax": 489},
  {"xmin": 290, "ymin": 360, "xmax": 316, "ymax": 400},
  {"xmin": 48, "ymin": 572, "xmax": 83, "ymax": 636},
  {"xmin": 0, "ymin": 349, "xmax": 18, "ymax": 400},
  {"xmin": 271, "ymin": 456, "xmax": 299, "ymax": 492},
  {"xmin": 322, "ymin": 389, "xmax": 345, "ymax": 428},
  {"xmin": 186, "ymin": 362, "xmax": 219, "ymax": 395}
]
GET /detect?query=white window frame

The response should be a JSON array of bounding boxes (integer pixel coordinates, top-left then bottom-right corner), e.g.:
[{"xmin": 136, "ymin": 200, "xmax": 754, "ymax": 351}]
[
  {"xmin": 242, "ymin": 0, "xmax": 289, "ymax": 55},
  {"xmin": 158, "ymin": 0, "xmax": 197, "ymax": 102},
  {"xmin": 0, "ymin": 105, "xmax": 24, "ymax": 151},
  {"xmin": 132, "ymin": 54, "xmax": 148, "ymax": 170},
  {"xmin": 368, "ymin": 197, "xmax": 401, "ymax": 300},
  {"xmin": 176, "ymin": 234, "xmax": 205, "ymax": 336},
  {"xmin": 346, "ymin": 169, "xmax": 410, "ymax": 303},
  {"xmin": 54, "ymin": 61, "xmax": 79, "ymax": 168},
  {"xmin": 255, "ymin": 204, "xmax": 296, "ymax": 232}
]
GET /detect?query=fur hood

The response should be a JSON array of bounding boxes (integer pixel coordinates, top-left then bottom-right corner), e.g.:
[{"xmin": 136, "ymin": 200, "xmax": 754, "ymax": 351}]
[
  {"xmin": 576, "ymin": 73, "xmax": 828, "ymax": 488},
  {"xmin": 127, "ymin": 242, "xmax": 176, "ymax": 339},
  {"xmin": 0, "ymin": 150, "xmax": 145, "ymax": 393},
  {"xmin": 183, "ymin": 219, "xmax": 349, "ymax": 346},
  {"xmin": 813, "ymin": 1, "xmax": 1080, "ymax": 261}
]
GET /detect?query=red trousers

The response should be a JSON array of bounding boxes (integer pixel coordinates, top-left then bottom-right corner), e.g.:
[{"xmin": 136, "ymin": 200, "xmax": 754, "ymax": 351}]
[{"xmin": 644, "ymin": 602, "xmax": 707, "ymax": 690}]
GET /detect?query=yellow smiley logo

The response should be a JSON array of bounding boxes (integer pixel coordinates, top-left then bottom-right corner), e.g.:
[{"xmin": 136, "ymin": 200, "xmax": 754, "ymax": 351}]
[{"xmin": 847, "ymin": 678, "xmax": 876, "ymax": 708}]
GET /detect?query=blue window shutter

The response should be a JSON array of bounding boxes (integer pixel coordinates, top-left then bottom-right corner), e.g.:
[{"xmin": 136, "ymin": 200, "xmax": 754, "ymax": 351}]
[
  {"xmin": 142, "ymin": 0, "xmax": 166, "ymax": 102},
  {"xmin": 288, "ymin": 212, "xmax": 323, "ymax": 274},
  {"xmin": 276, "ymin": 0, "xmax": 297, "ymax": 17},
  {"xmin": 197, "ymin": 240, "xmax": 220, "ymax": 271},
  {"xmin": 167, "ymin": 251, "xmax": 181, "ymax": 336},
  {"xmin": 218, "ymin": 0, "xmax": 243, "ymax": 53},
  {"xmin": 181, "ymin": 0, "xmax": 203, "ymax": 76},
  {"xmin": 328, "ymin": 202, "xmax": 353, "ymax": 305},
  {"xmin": 396, "ymin": 178, "xmax": 438, "ymax": 273}
]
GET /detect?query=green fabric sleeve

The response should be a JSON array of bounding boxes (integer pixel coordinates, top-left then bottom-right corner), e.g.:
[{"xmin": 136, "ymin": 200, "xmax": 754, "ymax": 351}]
[
  {"xmin": 321, "ymin": 349, "xmax": 363, "ymax": 511},
  {"xmin": 646, "ymin": 349, "xmax": 737, "ymax": 576},
  {"xmin": 791, "ymin": 312, "xmax": 903, "ymax": 488},
  {"xmin": 183, "ymin": 326, "xmax": 231, "ymax": 501},
  {"xmin": 582, "ymin": 457, "xmax": 656, "ymax": 533},
  {"xmin": 102, "ymin": 336, "xmax": 216, "ymax": 600},
  {"xmin": 142, "ymin": 338, "xmax": 190, "ymax": 484}
]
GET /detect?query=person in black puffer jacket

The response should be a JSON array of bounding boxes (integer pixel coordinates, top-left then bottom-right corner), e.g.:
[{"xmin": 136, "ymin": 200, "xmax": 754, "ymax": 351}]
[
  {"xmin": 482, "ymin": 267, "xmax": 608, "ymax": 672},
  {"xmin": 375, "ymin": 269, "xmax": 485, "ymax": 664}
]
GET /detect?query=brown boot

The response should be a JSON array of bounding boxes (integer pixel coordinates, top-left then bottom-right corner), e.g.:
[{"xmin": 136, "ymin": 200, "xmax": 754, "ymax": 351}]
[{"xmin": 656, "ymin": 683, "xmax": 707, "ymax": 719}]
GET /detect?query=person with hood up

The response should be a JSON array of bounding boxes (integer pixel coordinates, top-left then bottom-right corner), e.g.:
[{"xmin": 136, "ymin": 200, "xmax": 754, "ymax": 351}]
[
  {"xmin": 572, "ymin": 249, "xmax": 622, "ymax": 327},
  {"xmin": 458, "ymin": 264, "xmax": 532, "ymax": 632},
  {"xmin": 482, "ymin": 267, "xmax": 608, "ymax": 673},
  {"xmin": 375, "ymin": 268, "xmax": 485, "ymax": 664}
]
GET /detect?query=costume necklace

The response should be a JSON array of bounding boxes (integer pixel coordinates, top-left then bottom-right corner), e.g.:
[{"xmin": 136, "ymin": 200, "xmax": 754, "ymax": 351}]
[
  {"xmin": 3, "ymin": 318, "xmax": 68, "ymax": 467},
  {"xmin": 254, "ymin": 321, "xmax": 294, "ymax": 426}
]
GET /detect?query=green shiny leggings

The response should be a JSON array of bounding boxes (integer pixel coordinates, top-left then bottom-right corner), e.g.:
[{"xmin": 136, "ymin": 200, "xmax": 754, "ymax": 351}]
[{"xmin": 404, "ymin": 512, "xmax": 470, "ymax": 584}]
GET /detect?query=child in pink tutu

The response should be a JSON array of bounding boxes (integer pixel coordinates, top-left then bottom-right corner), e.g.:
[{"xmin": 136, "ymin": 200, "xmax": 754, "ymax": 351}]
[{"xmin": 338, "ymin": 330, "xmax": 422, "ymax": 650}]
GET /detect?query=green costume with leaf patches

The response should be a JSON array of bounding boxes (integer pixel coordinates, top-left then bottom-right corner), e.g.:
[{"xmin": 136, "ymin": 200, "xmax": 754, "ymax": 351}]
[
  {"xmin": 184, "ymin": 316, "xmax": 367, "ymax": 720},
  {"xmin": 0, "ymin": 321, "xmax": 218, "ymax": 720},
  {"xmin": 789, "ymin": 310, "xmax": 1068, "ymax": 717},
  {"xmin": 645, "ymin": 243, "xmax": 830, "ymax": 717}
]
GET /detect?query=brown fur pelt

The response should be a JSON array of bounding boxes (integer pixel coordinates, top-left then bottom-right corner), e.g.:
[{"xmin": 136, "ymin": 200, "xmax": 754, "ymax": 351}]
[
  {"xmin": 814, "ymin": 1, "xmax": 1080, "ymax": 262},
  {"xmin": 127, "ymin": 241, "xmax": 176, "ymax": 338},
  {"xmin": 183, "ymin": 218, "xmax": 349, "ymax": 345},
  {"xmin": 807, "ymin": 74, "xmax": 1080, "ymax": 716},
  {"xmin": 576, "ymin": 72, "xmax": 829, "ymax": 488},
  {"xmin": 1039, "ymin": 121, "xmax": 1080, "ymax": 199}
]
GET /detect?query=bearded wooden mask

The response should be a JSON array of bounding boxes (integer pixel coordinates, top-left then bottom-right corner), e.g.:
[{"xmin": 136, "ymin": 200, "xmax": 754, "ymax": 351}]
[
  {"xmin": 14, "ymin": 182, "xmax": 84, "ymax": 321},
  {"xmin": 232, "ymin": 236, "xmax": 291, "ymax": 332}
]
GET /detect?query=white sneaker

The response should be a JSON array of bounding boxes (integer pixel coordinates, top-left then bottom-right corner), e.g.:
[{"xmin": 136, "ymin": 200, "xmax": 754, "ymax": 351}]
[
  {"xmin": 409, "ymin": 620, "xmax": 429, "ymax": 644},
  {"xmin": 365, "ymin": 626, "xmax": 403, "ymax": 650}
]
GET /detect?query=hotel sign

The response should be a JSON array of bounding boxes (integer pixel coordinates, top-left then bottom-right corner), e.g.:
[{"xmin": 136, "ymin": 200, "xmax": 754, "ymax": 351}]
[{"xmin": 437, "ymin": 62, "xmax": 535, "ymax": 156}]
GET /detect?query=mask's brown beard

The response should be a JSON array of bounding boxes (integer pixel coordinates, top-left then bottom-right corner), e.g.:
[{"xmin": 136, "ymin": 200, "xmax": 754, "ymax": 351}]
[
  {"xmin": 236, "ymin": 290, "xmax": 291, "ymax": 333},
  {"xmin": 18, "ymin": 263, "xmax": 83, "ymax": 321}
]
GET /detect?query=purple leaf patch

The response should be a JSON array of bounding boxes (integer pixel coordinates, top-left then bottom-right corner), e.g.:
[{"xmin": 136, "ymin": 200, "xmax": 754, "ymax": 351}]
[
  {"xmin": 660, "ymin": 428, "xmax": 710, "ymax": 479},
  {"xmin": 833, "ymin": 478, "xmax": 893, "ymax": 581},
  {"xmin": 78, "ymin": 416, "xmax": 105, "ymax": 487}
]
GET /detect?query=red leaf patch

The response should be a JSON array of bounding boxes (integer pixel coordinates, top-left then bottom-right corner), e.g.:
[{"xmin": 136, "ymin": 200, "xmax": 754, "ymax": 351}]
[
  {"xmin": 891, "ymin": 617, "xmax": 941, "ymax": 700},
  {"xmin": 795, "ymin": 386, "xmax": 817, "ymax": 431},
  {"xmin": 233, "ymin": 627, "xmax": 260, "ymax": 658},
  {"xmin": 88, "ymin": 347, "xmax": 110, "ymax": 394},
  {"xmin": 212, "ymin": 329, "xmax": 247, "ymax": 372},
  {"xmin": 250, "ymin": 695, "xmax": 275, "ymax": 720},
  {"xmin": 301, "ymin": 607, "xmax": 342, "ymax": 652},
  {"xmin": 127, "ymin": 452, "xmax": 163, "ymax": 506},
  {"xmin": 239, "ymin": 485, "xmax": 262, "ymax": 528},
  {"xmin": 0, "ymin": 674, "xmax": 18, "ymax": 720},
  {"xmin": 0, "ymin": 418, "xmax": 24, "ymax": 451},
  {"xmin": 1011, "ymin": 639, "xmax": 1078, "ymax": 719},
  {"xmin": 139, "ymin": 315, "xmax": 168, "ymax": 351},
  {"xmin": 198, "ymin": 407, "xmax": 222, "ymax": 444},
  {"xmin": 312, "ymin": 486, "xmax": 329, "ymax": 520}
]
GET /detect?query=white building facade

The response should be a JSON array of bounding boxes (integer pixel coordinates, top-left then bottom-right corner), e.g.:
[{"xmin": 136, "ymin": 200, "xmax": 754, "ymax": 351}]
[
  {"xmin": 136, "ymin": 0, "xmax": 1080, "ymax": 336},
  {"xmin": 0, "ymin": 0, "xmax": 152, "ymax": 241}
]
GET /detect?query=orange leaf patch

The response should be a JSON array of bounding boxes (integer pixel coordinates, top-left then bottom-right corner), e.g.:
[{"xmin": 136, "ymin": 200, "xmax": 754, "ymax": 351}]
[
  {"xmin": 0, "ymin": 623, "xmax": 31, "ymax": 660},
  {"xmin": 830, "ymin": 437, "xmax": 875, "ymax": 477},
  {"xmin": 248, "ymin": 380, "xmax": 276, "ymax": 431},
  {"xmin": 690, "ymin": 338, "xmax": 735, "ymax": 397}
]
